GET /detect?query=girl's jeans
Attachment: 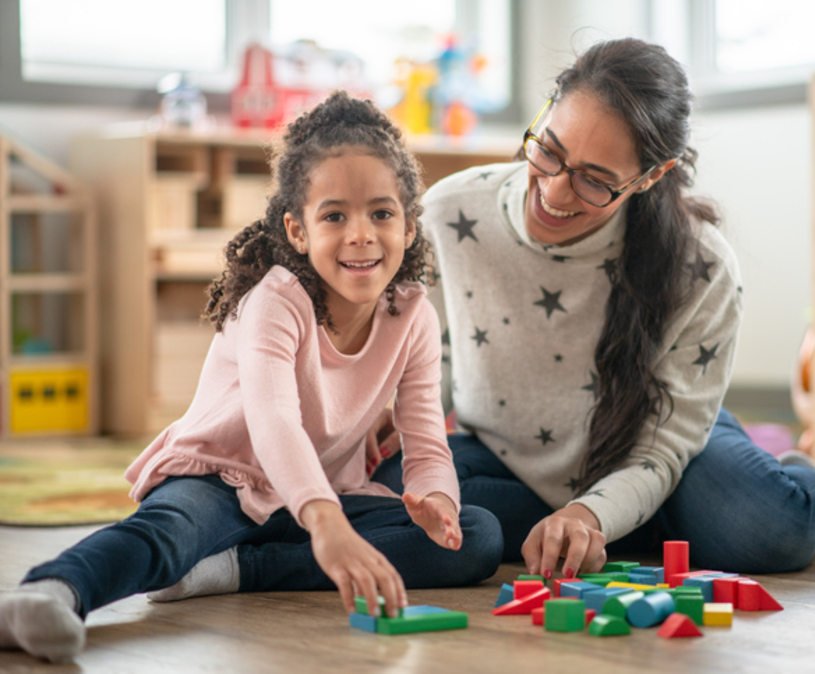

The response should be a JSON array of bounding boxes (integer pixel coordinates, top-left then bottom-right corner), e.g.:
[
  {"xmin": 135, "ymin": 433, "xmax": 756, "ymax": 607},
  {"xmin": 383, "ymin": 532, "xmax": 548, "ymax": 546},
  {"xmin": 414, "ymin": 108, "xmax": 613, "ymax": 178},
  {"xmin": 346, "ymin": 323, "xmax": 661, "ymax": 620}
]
[
  {"xmin": 25, "ymin": 479, "xmax": 503, "ymax": 618},
  {"xmin": 374, "ymin": 408, "xmax": 815, "ymax": 574}
]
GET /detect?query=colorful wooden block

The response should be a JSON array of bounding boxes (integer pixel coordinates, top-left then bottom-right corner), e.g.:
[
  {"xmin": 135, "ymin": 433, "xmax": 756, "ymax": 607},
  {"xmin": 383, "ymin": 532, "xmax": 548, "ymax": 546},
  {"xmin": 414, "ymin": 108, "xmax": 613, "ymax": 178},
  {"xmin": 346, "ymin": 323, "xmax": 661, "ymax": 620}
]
[
  {"xmin": 518, "ymin": 574, "xmax": 546, "ymax": 583},
  {"xmin": 553, "ymin": 578, "xmax": 582, "ymax": 598},
  {"xmin": 375, "ymin": 609, "xmax": 468, "ymax": 634},
  {"xmin": 585, "ymin": 609, "xmax": 597, "ymax": 627},
  {"xmin": 737, "ymin": 579, "xmax": 783, "ymax": 611},
  {"xmin": 663, "ymin": 541, "xmax": 689, "ymax": 587},
  {"xmin": 588, "ymin": 614, "xmax": 631, "ymax": 636},
  {"xmin": 559, "ymin": 581, "xmax": 605, "ymax": 599},
  {"xmin": 627, "ymin": 591, "xmax": 676, "ymax": 628},
  {"xmin": 657, "ymin": 612, "xmax": 703, "ymax": 638},
  {"xmin": 602, "ymin": 591, "xmax": 645, "ymax": 619},
  {"xmin": 494, "ymin": 583, "xmax": 515, "ymax": 608},
  {"xmin": 349, "ymin": 612, "xmax": 378, "ymax": 632},
  {"xmin": 604, "ymin": 561, "xmax": 641, "ymax": 573},
  {"xmin": 703, "ymin": 602, "xmax": 734, "ymax": 626},
  {"xmin": 514, "ymin": 579, "xmax": 545, "ymax": 599},
  {"xmin": 606, "ymin": 581, "xmax": 656, "ymax": 591},
  {"xmin": 674, "ymin": 594, "xmax": 704, "ymax": 625},
  {"xmin": 683, "ymin": 577, "xmax": 715, "ymax": 603},
  {"xmin": 354, "ymin": 595, "xmax": 403, "ymax": 618},
  {"xmin": 713, "ymin": 577, "xmax": 740, "ymax": 604},
  {"xmin": 531, "ymin": 607, "xmax": 544, "ymax": 625},
  {"xmin": 491, "ymin": 587, "xmax": 550, "ymax": 615},
  {"xmin": 544, "ymin": 599, "xmax": 586, "ymax": 632},
  {"xmin": 584, "ymin": 587, "xmax": 633, "ymax": 612}
]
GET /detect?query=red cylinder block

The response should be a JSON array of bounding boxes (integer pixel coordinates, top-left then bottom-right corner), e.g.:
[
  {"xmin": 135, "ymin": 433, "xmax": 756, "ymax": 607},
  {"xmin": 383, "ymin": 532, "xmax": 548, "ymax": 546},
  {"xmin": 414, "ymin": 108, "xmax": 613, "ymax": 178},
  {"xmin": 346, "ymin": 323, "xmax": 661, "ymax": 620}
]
[{"xmin": 663, "ymin": 540, "xmax": 690, "ymax": 587}]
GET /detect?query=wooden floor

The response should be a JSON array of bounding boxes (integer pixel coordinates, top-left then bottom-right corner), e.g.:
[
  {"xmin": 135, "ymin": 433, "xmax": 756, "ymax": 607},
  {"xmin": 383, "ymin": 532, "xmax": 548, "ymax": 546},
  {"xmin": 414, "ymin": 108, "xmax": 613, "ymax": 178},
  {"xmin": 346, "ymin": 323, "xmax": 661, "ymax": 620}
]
[{"xmin": 1, "ymin": 525, "xmax": 814, "ymax": 673}]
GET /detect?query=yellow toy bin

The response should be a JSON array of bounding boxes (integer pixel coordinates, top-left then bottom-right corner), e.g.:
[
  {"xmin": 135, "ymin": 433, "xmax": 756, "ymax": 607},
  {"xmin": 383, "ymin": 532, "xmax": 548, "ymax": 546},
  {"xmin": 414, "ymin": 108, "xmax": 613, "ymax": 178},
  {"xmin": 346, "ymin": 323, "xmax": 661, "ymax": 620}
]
[{"xmin": 9, "ymin": 367, "xmax": 89, "ymax": 434}]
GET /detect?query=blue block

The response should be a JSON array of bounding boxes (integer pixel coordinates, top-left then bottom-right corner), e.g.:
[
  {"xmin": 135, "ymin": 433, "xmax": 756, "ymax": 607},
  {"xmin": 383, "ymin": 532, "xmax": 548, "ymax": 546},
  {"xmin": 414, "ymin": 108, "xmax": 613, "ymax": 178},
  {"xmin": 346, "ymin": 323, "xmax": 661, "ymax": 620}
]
[
  {"xmin": 404, "ymin": 605, "xmax": 449, "ymax": 616},
  {"xmin": 683, "ymin": 577, "xmax": 715, "ymax": 603},
  {"xmin": 559, "ymin": 581, "xmax": 605, "ymax": 599},
  {"xmin": 626, "ymin": 591, "xmax": 675, "ymax": 628},
  {"xmin": 635, "ymin": 566, "xmax": 665, "ymax": 584},
  {"xmin": 350, "ymin": 612, "xmax": 378, "ymax": 632},
  {"xmin": 628, "ymin": 572, "xmax": 657, "ymax": 586},
  {"xmin": 494, "ymin": 583, "xmax": 515, "ymax": 608},
  {"xmin": 583, "ymin": 587, "xmax": 634, "ymax": 612}
]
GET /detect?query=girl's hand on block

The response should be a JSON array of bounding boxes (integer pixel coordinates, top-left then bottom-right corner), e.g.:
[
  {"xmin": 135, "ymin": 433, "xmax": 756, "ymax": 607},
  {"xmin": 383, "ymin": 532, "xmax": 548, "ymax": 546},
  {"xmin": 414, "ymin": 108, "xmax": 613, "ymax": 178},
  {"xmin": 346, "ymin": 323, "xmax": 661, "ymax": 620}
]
[
  {"xmin": 300, "ymin": 500, "xmax": 407, "ymax": 618},
  {"xmin": 365, "ymin": 408, "xmax": 402, "ymax": 477},
  {"xmin": 521, "ymin": 503, "xmax": 606, "ymax": 580},
  {"xmin": 402, "ymin": 492, "xmax": 462, "ymax": 551}
]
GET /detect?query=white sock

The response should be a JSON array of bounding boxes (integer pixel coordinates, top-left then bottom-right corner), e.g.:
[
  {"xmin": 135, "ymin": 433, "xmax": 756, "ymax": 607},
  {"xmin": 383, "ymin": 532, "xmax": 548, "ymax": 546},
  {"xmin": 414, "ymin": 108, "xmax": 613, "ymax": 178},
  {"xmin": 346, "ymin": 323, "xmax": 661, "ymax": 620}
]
[
  {"xmin": 0, "ymin": 579, "xmax": 85, "ymax": 663},
  {"xmin": 148, "ymin": 547, "xmax": 240, "ymax": 602}
]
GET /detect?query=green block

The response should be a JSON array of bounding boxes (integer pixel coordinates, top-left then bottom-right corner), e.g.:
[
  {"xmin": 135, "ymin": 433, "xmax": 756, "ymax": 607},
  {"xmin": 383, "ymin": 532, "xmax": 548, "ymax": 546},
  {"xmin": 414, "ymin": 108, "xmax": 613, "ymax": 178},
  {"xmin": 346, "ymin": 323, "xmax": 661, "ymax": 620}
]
[
  {"xmin": 577, "ymin": 574, "xmax": 614, "ymax": 586},
  {"xmin": 602, "ymin": 591, "xmax": 645, "ymax": 619},
  {"xmin": 375, "ymin": 610, "xmax": 468, "ymax": 634},
  {"xmin": 668, "ymin": 586, "xmax": 704, "ymax": 600},
  {"xmin": 544, "ymin": 599, "xmax": 586, "ymax": 632},
  {"xmin": 588, "ymin": 614, "xmax": 632, "ymax": 636},
  {"xmin": 354, "ymin": 596, "xmax": 403, "ymax": 618},
  {"xmin": 518, "ymin": 574, "xmax": 546, "ymax": 583},
  {"xmin": 674, "ymin": 595, "xmax": 704, "ymax": 625},
  {"xmin": 604, "ymin": 561, "xmax": 641, "ymax": 573}
]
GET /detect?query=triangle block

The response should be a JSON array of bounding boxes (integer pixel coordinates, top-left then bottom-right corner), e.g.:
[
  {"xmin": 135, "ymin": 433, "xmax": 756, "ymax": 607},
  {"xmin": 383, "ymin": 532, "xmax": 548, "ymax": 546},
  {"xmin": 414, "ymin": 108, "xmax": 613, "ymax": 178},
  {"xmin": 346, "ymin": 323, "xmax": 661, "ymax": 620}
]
[
  {"xmin": 492, "ymin": 587, "xmax": 551, "ymax": 615},
  {"xmin": 758, "ymin": 584, "xmax": 784, "ymax": 611},
  {"xmin": 657, "ymin": 612, "xmax": 703, "ymax": 638}
]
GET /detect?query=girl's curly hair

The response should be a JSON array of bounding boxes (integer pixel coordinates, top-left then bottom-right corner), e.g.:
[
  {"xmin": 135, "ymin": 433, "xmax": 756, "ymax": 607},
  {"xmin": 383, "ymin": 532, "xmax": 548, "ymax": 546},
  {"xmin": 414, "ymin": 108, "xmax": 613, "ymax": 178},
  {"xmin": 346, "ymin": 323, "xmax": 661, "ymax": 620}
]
[{"xmin": 204, "ymin": 90, "xmax": 430, "ymax": 332}]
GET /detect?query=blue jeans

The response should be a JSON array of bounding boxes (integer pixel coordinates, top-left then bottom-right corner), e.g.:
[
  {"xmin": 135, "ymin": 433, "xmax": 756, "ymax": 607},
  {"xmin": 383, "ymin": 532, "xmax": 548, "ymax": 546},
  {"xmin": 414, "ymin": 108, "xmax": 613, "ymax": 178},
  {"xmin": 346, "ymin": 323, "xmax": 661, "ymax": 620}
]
[
  {"xmin": 24, "ymin": 476, "xmax": 503, "ymax": 618},
  {"xmin": 373, "ymin": 408, "xmax": 815, "ymax": 574}
]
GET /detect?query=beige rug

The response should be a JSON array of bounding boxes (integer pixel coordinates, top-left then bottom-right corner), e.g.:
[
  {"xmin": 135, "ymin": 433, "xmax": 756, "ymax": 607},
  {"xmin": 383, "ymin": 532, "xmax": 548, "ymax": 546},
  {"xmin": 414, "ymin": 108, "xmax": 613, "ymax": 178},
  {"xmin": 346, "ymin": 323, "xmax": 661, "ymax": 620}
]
[{"xmin": 0, "ymin": 440, "xmax": 144, "ymax": 526}]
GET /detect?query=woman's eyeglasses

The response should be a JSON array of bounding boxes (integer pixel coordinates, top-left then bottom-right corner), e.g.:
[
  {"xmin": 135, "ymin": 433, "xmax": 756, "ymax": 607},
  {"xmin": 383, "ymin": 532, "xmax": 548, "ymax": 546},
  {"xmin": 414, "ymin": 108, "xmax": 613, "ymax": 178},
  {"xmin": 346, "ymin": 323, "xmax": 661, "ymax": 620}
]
[{"xmin": 522, "ymin": 99, "xmax": 657, "ymax": 208}]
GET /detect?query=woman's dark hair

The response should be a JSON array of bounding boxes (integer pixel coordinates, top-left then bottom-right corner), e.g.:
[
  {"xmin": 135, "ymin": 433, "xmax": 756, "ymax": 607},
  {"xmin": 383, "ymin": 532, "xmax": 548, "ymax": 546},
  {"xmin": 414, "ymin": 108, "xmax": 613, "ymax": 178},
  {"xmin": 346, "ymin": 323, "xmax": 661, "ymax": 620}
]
[
  {"xmin": 204, "ymin": 90, "xmax": 429, "ymax": 332},
  {"xmin": 555, "ymin": 38, "xmax": 720, "ymax": 495}
]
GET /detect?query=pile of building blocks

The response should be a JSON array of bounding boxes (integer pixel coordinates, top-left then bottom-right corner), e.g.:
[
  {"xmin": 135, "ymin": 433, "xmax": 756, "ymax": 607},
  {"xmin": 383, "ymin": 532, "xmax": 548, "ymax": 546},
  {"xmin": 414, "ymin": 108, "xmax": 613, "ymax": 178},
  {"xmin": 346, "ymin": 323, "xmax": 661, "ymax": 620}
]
[
  {"xmin": 349, "ymin": 596, "xmax": 468, "ymax": 635},
  {"xmin": 491, "ymin": 540, "xmax": 783, "ymax": 639}
]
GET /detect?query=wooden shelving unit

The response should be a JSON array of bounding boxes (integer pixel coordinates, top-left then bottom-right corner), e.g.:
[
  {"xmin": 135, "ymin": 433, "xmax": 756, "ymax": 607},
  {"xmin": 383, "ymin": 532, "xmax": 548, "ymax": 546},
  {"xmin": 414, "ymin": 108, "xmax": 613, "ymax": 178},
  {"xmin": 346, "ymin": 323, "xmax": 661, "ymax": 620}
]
[
  {"xmin": 71, "ymin": 124, "xmax": 516, "ymax": 437},
  {"xmin": 0, "ymin": 136, "xmax": 98, "ymax": 438}
]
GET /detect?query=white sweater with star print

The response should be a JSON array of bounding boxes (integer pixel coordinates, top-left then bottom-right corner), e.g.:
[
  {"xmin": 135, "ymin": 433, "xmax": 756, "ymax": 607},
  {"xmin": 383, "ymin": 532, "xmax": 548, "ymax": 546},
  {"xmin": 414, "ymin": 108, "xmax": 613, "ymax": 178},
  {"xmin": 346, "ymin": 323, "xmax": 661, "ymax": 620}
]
[{"xmin": 422, "ymin": 161, "xmax": 743, "ymax": 543}]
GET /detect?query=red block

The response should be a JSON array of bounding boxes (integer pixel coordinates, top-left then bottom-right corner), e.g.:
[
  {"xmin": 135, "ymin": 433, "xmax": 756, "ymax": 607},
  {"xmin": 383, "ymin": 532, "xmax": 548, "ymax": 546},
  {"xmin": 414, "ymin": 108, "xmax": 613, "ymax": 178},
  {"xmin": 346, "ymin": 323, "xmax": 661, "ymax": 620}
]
[
  {"xmin": 668, "ymin": 570, "xmax": 719, "ymax": 588},
  {"xmin": 492, "ymin": 587, "xmax": 551, "ymax": 615},
  {"xmin": 664, "ymin": 541, "xmax": 690, "ymax": 587},
  {"xmin": 737, "ymin": 579, "xmax": 783, "ymax": 611},
  {"xmin": 585, "ymin": 609, "xmax": 597, "ymax": 627},
  {"xmin": 657, "ymin": 613, "xmax": 703, "ymax": 638},
  {"xmin": 713, "ymin": 577, "xmax": 740, "ymax": 604},
  {"xmin": 514, "ymin": 580, "xmax": 545, "ymax": 600},
  {"xmin": 531, "ymin": 607, "xmax": 544, "ymax": 625}
]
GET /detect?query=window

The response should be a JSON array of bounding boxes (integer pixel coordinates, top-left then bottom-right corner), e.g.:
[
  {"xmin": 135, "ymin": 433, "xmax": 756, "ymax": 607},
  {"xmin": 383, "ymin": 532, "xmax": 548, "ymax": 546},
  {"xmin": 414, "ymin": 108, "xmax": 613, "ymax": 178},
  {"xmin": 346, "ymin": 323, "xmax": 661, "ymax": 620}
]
[
  {"xmin": 1, "ymin": 0, "xmax": 518, "ymax": 121},
  {"xmin": 653, "ymin": 0, "xmax": 814, "ymax": 107}
]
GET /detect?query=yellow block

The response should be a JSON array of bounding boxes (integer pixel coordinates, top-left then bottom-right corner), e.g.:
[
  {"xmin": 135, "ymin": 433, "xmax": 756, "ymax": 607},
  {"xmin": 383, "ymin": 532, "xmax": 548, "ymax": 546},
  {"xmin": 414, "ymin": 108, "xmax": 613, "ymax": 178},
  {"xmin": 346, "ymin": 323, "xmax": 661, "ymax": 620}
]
[
  {"xmin": 657, "ymin": 583, "xmax": 670, "ymax": 589},
  {"xmin": 703, "ymin": 602, "xmax": 734, "ymax": 626},
  {"xmin": 9, "ymin": 368, "xmax": 89, "ymax": 433},
  {"xmin": 606, "ymin": 581, "xmax": 656, "ymax": 591}
]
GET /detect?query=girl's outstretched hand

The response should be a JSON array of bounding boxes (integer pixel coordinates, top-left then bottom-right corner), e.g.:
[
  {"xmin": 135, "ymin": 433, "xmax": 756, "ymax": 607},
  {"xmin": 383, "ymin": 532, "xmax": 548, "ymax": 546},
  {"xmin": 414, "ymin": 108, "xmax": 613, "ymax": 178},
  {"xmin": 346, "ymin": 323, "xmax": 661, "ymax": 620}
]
[
  {"xmin": 521, "ymin": 503, "xmax": 607, "ymax": 580},
  {"xmin": 300, "ymin": 500, "xmax": 407, "ymax": 619},
  {"xmin": 364, "ymin": 408, "xmax": 402, "ymax": 477},
  {"xmin": 402, "ymin": 492, "xmax": 462, "ymax": 551}
]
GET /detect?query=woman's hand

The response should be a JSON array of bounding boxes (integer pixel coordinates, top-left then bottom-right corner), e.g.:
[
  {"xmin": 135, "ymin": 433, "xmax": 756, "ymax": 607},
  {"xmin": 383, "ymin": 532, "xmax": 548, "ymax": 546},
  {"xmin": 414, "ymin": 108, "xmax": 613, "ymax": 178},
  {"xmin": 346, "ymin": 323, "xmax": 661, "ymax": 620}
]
[
  {"xmin": 300, "ymin": 500, "xmax": 407, "ymax": 618},
  {"xmin": 402, "ymin": 492, "xmax": 462, "ymax": 551},
  {"xmin": 364, "ymin": 408, "xmax": 402, "ymax": 477},
  {"xmin": 521, "ymin": 503, "xmax": 607, "ymax": 579}
]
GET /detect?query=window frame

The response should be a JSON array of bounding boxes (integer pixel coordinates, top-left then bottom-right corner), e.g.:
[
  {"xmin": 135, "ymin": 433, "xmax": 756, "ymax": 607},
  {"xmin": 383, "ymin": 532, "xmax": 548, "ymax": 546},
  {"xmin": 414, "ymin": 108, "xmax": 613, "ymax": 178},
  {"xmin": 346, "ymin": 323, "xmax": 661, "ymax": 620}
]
[{"xmin": 0, "ymin": 0, "xmax": 522, "ymax": 124}]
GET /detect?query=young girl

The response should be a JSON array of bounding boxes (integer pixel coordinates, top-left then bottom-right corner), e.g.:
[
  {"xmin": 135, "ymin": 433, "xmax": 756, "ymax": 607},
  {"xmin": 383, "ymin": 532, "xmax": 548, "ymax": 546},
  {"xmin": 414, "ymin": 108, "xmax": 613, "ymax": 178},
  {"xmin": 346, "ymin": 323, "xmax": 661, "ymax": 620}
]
[{"xmin": 0, "ymin": 91, "xmax": 502, "ymax": 664}]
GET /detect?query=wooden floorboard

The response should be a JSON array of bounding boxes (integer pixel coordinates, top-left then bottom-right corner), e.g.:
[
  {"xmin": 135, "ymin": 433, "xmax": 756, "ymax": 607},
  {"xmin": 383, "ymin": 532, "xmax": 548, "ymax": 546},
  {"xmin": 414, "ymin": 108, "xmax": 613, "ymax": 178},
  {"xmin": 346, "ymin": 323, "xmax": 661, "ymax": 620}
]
[{"xmin": 1, "ymin": 524, "xmax": 814, "ymax": 673}]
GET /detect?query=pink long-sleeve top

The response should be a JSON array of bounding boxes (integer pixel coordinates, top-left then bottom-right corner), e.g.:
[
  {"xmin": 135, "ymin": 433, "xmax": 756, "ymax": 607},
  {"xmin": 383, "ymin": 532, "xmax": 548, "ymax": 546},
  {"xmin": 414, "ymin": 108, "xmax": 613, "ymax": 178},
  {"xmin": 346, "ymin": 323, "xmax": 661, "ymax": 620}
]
[{"xmin": 125, "ymin": 266, "xmax": 459, "ymax": 527}]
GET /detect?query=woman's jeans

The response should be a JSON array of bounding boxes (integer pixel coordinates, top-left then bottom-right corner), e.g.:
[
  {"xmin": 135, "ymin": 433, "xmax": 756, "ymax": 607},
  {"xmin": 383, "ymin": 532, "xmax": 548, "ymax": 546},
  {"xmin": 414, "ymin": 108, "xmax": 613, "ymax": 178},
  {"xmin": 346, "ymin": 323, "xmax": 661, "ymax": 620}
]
[
  {"xmin": 374, "ymin": 408, "xmax": 815, "ymax": 574},
  {"xmin": 25, "ymin": 478, "xmax": 503, "ymax": 618}
]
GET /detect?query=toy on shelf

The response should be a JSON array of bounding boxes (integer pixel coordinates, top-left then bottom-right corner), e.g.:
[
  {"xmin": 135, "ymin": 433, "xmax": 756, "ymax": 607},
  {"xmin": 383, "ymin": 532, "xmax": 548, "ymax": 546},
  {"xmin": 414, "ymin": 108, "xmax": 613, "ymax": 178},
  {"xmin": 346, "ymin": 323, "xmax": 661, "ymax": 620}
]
[
  {"xmin": 231, "ymin": 41, "xmax": 369, "ymax": 130},
  {"xmin": 0, "ymin": 135, "xmax": 97, "ymax": 437}
]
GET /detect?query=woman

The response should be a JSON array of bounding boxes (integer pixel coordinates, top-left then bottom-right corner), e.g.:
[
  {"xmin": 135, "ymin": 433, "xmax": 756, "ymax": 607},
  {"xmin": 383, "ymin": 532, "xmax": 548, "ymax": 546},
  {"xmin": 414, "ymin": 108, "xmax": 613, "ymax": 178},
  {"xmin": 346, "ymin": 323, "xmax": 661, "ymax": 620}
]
[{"xmin": 370, "ymin": 37, "xmax": 815, "ymax": 578}]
